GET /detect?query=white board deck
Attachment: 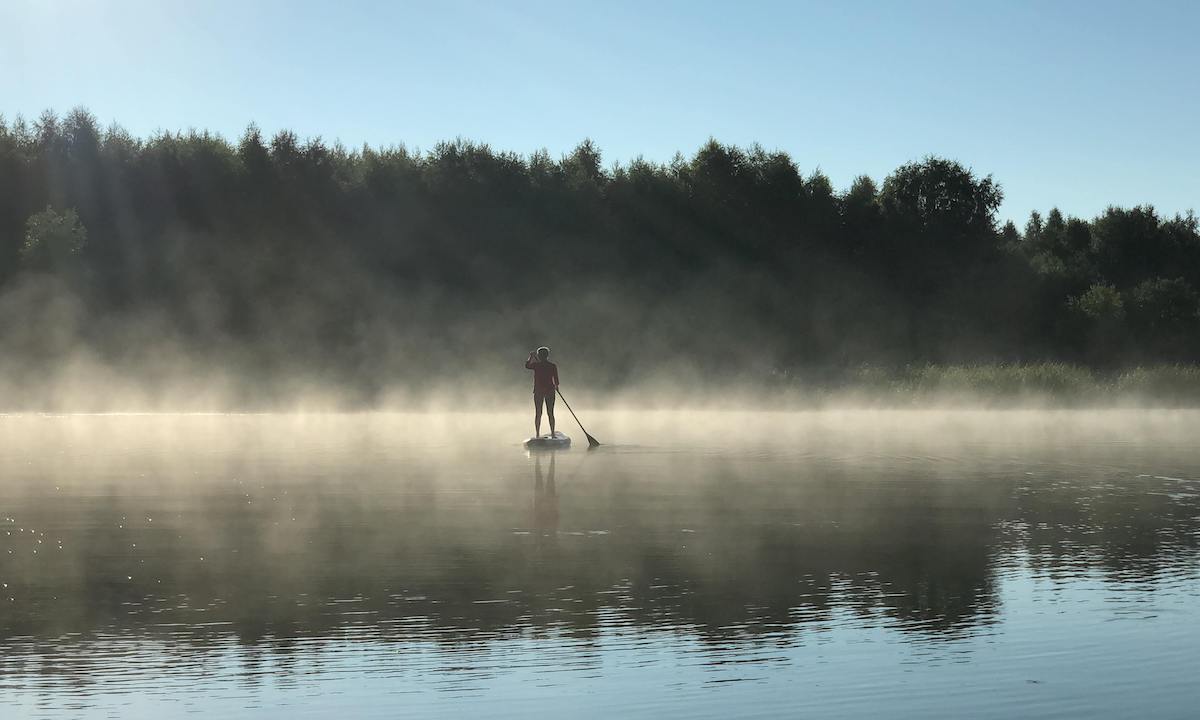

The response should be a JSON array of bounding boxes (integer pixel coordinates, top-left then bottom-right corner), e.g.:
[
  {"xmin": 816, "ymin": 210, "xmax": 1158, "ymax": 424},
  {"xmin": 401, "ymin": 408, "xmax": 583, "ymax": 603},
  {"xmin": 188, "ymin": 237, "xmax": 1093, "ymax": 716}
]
[{"xmin": 524, "ymin": 431, "xmax": 571, "ymax": 449}]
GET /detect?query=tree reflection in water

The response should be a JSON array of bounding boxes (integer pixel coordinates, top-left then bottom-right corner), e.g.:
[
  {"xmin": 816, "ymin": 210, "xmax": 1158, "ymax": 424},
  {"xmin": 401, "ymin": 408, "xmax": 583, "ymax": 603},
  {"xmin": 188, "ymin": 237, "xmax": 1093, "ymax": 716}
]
[{"xmin": 0, "ymin": 412, "xmax": 1197, "ymax": 684}]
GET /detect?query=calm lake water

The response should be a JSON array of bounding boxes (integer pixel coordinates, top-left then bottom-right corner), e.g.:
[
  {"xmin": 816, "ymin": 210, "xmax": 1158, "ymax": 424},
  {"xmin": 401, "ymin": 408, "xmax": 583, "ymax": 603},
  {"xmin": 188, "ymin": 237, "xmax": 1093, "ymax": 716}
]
[{"xmin": 1, "ymin": 410, "xmax": 1198, "ymax": 719}]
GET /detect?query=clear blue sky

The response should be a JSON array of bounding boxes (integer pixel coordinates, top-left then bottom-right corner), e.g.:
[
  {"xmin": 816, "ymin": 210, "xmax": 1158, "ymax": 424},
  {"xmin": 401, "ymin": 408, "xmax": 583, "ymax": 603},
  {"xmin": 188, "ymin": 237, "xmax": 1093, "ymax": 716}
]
[{"xmin": 3, "ymin": 0, "xmax": 1197, "ymax": 224}]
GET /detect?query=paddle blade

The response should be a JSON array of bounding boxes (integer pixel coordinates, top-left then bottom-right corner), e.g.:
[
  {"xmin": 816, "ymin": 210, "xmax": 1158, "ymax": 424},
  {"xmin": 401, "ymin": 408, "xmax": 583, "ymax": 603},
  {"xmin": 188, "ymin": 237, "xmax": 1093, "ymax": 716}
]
[{"xmin": 555, "ymin": 388, "xmax": 599, "ymax": 448}]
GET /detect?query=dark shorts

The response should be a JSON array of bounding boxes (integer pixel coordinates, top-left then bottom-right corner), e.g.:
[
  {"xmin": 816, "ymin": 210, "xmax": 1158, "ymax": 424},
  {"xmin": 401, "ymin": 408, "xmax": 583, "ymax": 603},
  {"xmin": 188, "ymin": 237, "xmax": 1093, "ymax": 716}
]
[{"xmin": 533, "ymin": 391, "xmax": 556, "ymax": 410}]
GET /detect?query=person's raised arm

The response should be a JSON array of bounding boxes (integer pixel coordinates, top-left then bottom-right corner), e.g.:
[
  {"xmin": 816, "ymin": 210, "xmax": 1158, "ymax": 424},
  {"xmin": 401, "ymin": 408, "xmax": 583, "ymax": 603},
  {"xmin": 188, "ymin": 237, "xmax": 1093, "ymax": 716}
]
[{"xmin": 525, "ymin": 351, "xmax": 537, "ymax": 370}]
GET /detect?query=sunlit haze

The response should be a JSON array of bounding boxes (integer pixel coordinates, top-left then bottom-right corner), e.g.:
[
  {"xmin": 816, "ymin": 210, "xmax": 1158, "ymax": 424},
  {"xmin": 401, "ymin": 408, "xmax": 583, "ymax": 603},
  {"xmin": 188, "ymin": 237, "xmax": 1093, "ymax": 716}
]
[{"xmin": 4, "ymin": 5, "xmax": 1200, "ymax": 718}]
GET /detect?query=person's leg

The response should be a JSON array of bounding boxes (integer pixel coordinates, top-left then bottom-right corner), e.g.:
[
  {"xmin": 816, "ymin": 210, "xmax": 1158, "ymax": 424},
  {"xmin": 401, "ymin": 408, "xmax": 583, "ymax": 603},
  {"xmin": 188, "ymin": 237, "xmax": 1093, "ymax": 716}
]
[
  {"xmin": 546, "ymin": 392, "xmax": 556, "ymax": 436},
  {"xmin": 533, "ymin": 393, "xmax": 543, "ymax": 437}
]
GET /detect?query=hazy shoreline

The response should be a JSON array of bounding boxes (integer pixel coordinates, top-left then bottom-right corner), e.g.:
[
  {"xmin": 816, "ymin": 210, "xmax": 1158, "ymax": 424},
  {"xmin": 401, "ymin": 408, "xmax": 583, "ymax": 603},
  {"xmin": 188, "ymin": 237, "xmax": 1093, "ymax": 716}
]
[{"xmin": 3, "ymin": 362, "xmax": 1200, "ymax": 413}]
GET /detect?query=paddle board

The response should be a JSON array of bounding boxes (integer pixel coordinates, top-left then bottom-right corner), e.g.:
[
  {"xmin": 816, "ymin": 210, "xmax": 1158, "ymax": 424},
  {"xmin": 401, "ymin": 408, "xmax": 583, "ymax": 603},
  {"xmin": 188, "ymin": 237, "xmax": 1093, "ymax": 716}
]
[{"xmin": 524, "ymin": 431, "xmax": 571, "ymax": 449}]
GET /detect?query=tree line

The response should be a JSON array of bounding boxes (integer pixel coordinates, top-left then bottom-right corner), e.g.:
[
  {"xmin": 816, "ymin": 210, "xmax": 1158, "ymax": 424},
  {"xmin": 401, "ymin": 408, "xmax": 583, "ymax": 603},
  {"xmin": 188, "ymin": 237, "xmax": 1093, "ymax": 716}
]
[{"xmin": 1, "ymin": 108, "xmax": 1197, "ymax": 400}]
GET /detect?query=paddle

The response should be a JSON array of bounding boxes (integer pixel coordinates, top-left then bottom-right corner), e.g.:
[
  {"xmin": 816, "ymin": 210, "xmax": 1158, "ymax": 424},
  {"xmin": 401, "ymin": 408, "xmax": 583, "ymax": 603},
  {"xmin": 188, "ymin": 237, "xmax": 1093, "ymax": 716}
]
[{"xmin": 556, "ymin": 388, "xmax": 600, "ymax": 448}]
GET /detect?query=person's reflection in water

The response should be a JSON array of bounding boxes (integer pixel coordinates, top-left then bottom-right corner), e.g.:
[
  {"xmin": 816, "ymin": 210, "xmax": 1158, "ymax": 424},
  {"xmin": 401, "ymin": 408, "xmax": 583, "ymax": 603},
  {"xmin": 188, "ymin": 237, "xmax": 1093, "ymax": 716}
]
[{"xmin": 532, "ymin": 452, "xmax": 559, "ymax": 539}]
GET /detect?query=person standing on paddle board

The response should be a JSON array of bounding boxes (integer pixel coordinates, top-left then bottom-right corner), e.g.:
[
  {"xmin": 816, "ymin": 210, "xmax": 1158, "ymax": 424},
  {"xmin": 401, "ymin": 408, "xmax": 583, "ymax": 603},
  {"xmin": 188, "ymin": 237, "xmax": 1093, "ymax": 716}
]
[{"xmin": 526, "ymin": 347, "xmax": 559, "ymax": 438}]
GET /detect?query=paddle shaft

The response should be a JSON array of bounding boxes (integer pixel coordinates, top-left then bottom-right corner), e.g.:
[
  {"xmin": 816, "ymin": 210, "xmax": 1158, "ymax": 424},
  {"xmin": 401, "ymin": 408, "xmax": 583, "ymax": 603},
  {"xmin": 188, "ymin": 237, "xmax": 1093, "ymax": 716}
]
[{"xmin": 555, "ymin": 388, "xmax": 600, "ymax": 447}]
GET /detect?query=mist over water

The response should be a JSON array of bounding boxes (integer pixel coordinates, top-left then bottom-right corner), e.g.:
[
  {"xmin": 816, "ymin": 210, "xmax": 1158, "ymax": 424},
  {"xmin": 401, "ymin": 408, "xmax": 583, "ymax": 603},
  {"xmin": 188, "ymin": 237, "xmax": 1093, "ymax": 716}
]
[
  {"xmin": 6, "ymin": 6, "xmax": 1199, "ymax": 717},
  {"xmin": 2, "ymin": 410, "xmax": 1198, "ymax": 718}
]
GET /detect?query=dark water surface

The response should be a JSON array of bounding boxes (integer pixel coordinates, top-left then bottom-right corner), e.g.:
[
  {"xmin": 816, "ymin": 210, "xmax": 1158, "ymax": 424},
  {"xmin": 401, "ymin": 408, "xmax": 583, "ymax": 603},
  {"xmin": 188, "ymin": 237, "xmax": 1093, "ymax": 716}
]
[{"xmin": 1, "ymin": 411, "xmax": 1198, "ymax": 719}]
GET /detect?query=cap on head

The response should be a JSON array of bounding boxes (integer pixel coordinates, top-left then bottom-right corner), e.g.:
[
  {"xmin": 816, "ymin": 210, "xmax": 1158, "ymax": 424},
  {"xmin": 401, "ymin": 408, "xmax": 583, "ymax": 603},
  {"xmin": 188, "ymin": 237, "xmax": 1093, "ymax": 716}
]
[{"xmin": 537, "ymin": 346, "xmax": 550, "ymax": 360}]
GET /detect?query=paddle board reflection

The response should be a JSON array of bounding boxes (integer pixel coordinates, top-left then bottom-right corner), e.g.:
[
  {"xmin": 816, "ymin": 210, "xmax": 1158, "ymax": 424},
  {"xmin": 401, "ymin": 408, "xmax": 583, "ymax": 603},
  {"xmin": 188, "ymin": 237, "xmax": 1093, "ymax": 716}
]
[{"xmin": 532, "ymin": 452, "xmax": 559, "ymax": 537}]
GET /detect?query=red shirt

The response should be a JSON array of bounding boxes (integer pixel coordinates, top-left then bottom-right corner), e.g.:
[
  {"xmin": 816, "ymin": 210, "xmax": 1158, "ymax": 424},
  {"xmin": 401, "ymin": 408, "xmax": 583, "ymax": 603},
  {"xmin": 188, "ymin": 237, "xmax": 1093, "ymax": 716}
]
[{"xmin": 525, "ymin": 359, "xmax": 559, "ymax": 395}]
